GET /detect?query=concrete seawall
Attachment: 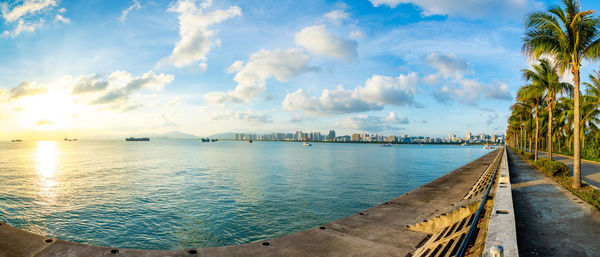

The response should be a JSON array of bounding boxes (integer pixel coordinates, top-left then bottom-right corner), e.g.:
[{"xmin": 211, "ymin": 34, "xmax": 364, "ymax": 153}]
[{"xmin": 0, "ymin": 149, "xmax": 501, "ymax": 257}]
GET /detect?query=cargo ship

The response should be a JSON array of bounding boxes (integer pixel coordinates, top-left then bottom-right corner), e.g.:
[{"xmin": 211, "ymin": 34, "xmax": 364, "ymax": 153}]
[{"xmin": 126, "ymin": 137, "xmax": 150, "ymax": 141}]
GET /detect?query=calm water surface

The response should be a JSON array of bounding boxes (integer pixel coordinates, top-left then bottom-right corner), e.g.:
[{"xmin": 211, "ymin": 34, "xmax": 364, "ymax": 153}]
[{"xmin": 0, "ymin": 140, "xmax": 491, "ymax": 249}]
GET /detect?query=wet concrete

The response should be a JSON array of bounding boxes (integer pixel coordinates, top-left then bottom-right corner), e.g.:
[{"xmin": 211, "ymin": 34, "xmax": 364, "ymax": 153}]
[
  {"xmin": 0, "ymin": 150, "xmax": 501, "ymax": 257},
  {"xmin": 508, "ymin": 149, "xmax": 600, "ymax": 257}
]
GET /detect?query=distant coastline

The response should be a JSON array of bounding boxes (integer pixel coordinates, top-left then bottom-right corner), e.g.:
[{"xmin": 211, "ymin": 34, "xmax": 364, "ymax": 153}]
[{"xmin": 214, "ymin": 138, "xmax": 498, "ymax": 145}]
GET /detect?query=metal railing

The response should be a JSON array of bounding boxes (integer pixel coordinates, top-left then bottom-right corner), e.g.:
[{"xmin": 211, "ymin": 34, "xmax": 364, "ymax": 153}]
[{"xmin": 456, "ymin": 148, "xmax": 503, "ymax": 257}]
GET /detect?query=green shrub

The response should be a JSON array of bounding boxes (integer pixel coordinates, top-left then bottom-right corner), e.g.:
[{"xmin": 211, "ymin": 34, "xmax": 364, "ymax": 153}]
[
  {"xmin": 522, "ymin": 152, "xmax": 534, "ymax": 160},
  {"xmin": 582, "ymin": 138, "xmax": 600, "ymax": 160},
  {"xmin": 535, "ymin": 158, "xmax": 570, "ymax": 177}
]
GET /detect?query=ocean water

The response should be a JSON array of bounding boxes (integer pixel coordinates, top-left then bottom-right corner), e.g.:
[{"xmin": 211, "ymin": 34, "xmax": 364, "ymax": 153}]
[{"xmin": 0, "ymin": 140, "xmax": 491, "ymax": 250}]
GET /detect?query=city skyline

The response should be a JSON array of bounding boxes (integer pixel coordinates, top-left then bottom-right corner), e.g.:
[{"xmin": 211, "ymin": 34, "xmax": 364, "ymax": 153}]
[
  {"xmin": 3, "ymin": 0, "xmax": 596, "ymax": 140},
  {"xmin": 226, "ymin": 129, "xmax": 504, "ymax": 143}
]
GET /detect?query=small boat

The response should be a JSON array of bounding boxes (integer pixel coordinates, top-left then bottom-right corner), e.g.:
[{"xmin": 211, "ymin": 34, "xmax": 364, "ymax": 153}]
[
  {"xmin": 64, "ymin": 138, "xmax": 77, "ymax": 141},
  {"xmin": 201, "ymin": 138, "xmax": 209, "ymax": 142},
  {"xmin": 126, "ymin": 137, "xmax": 150, "ymax": 141},
  {"xmin": 419, "ymin": 144, "xmax": 424, "ymax": 146},
  {"xmin": 483, "ymin": 144, "xmax": 493, "ymax": 149},
  {"xmin": 248, "ymin": 140, "xmax": 253, "ymax": 143},
  {"xmin": 210, "ymin": 139, "xmax": 218, "ymax": 142},
  {"xmin": 381, "ymin": 143, "xmax": 392, "ymax": 147},
  {"xmin": 303, "ymin": 142, "xmax": 312, "ymax": 146},
  {"xmin": 11, "ymin": 139, "xmax": 22, "ymax": 142},
  {"xmin": 461, "ymin": 142, "xmax": 467, "ymax": 146}
]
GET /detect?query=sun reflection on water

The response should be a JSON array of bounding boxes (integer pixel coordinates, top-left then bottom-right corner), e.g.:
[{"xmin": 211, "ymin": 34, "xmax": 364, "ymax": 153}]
[{"xmin": 35, "ymin": 141, "xmax": 60, "ymax": 205}]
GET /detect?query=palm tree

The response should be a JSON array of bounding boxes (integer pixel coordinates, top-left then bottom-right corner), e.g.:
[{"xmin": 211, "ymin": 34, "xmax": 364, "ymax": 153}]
[
  {"xmin": 522, "ymin": 0, "xmax": 600, "ymax": 188},
  {"xmin": 510, "ymin": 103, "xmax": 531, "ymax": 151},
  {"xmin": 517, "ymin": 83, "xmax": 545, "ymax": 160},
  {"xmin": 522, "ymin": 59, "xmax": 572, "ymax": 161}
]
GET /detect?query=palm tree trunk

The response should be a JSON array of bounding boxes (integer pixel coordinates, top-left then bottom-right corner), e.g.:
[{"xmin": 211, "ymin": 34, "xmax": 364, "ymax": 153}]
[
  {"xmin": 548, "ymin": 105, "xmax": 553, "ymax": 161},
  {"xmin": 535, "ymin": 109, "xmax": 539, "ymax": 161},
  {"xmin": 573, "ymin": 67, "xmax": 581, "ymax": 189}
]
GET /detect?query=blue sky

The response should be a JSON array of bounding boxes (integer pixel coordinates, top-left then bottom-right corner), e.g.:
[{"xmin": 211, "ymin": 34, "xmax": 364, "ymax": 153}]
[{"xmin": 1, "ymin": 0, "xmax": 599, "ymax": 139}]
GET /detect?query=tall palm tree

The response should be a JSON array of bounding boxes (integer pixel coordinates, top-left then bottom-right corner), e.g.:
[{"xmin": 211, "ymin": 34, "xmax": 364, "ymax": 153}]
[
  {"xmin": 510, "ymin": 103, "xmax": 531, "ymax": 151},
  {"xmin": 522, "ymin": 0, "xmax": 600, "ymax": 188},
  {"xmin": 522, "ymin": 59, "xmax": 572, "ymax": 161},
  {"xmin": 517, "ymin": 83, "xmax": 545, "ymax": 160}
]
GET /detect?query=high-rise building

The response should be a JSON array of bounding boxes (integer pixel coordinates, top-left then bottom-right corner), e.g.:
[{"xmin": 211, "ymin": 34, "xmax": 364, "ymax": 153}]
[
  {"xmin": 386, "ymin": 135, "xmax": 396, "ymax": 142},
  {"xmin": 465, "ymin": 131, "xmax": 471, "ymax": 140},
  {"xmin": 351, "ymin": 133, "xmax": 360, "ymax": 141},
  {"xmin": 327, "ymin": 130, "xmax": 336, "ymax": 141},
  {"xmin": 491, "ymin": 134, "xmax": 496, "ymax": 143}
]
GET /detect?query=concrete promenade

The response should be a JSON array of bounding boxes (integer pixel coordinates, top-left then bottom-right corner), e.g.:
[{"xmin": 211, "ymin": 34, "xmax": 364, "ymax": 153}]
[
  {"xmin": 0, "ymin": 150, "xmax": 501, "ymax": 257},
  {"xmin": 507, "ymin": 148, "xmax": 600, "ymax": 256},
  {"xmin": 532, "ymin": 150, "xmax": 600, "ymax": 189}
]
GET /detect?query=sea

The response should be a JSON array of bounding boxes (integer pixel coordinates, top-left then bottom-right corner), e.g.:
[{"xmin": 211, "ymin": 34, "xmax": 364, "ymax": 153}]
[{"xmin": 0, "ymin": 140, "xmax": 491, "ymax": 250}]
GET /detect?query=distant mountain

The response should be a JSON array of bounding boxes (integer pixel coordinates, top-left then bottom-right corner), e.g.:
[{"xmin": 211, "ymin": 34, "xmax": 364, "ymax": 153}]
[
  {"xmin": 208, "ymin": 132, "xmax": 234, "ymax": 139},
  {"xmin": 152, "ymin": 131, "xmax": 200, "ymax": 139}
]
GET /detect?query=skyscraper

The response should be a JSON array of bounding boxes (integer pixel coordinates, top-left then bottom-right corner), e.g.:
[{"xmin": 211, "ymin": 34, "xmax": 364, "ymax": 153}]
[{"xmin": 327, "ymin": 130, "xmax": 336, "ymax": 141}]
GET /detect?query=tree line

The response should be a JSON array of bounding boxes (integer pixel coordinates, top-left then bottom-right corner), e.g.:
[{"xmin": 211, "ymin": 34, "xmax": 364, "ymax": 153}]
[{"xmin": 507, "ymin": 0, "xmax": 600, "ymax": 189}]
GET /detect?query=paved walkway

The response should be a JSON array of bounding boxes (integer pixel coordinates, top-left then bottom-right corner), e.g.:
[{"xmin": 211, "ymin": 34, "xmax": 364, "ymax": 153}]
[
  {"xmin": 508, "ymin": 148, "xmax": 600, "ymax": 256},
  {"xmin": 528, "ymin": 150, "xmax": 600, "ymax": 189}
]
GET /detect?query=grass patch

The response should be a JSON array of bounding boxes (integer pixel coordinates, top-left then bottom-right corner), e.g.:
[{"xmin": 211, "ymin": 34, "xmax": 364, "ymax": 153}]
[{"xmin": 509, "ymin": 146, "xmax": 600, "ymax": 211}]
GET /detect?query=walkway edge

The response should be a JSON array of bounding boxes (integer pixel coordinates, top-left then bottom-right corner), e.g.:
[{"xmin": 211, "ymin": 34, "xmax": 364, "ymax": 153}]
[{"xmin": 484, "ymin": 147, "xmax": 518, "ymax": 257}]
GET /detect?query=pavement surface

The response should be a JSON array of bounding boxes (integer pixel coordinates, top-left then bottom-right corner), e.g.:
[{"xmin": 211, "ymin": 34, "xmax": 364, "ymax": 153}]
[
  {"xmin": 527, "ymin": 150, "xmax": 600, "ymax": 189},
  {"xmin": 508, "ymin": 148, "xmax": 600, "ymax": 257}
]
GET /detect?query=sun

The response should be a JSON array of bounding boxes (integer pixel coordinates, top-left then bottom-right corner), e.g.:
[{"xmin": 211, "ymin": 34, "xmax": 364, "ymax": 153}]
[{"xmin": 18, "ymin": 91, "xmax": 79, "ymax": 130}]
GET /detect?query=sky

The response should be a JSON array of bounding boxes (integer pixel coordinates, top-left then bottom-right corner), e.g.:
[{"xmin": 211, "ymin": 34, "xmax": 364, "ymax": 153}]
[{"xmin": 1, "ymin": 0, "xmax": 599, "ymax": 140}]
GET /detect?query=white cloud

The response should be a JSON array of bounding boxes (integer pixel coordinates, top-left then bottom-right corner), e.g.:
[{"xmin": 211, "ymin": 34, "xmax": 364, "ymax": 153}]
[
  {"xmin": 1, "ymin": 0, "xmax": 56, "ymax": 22},
  {"xmin": 198, "ymin": 62, "xmax": 208, "ymax": 72},
  {"xmin": 348, "ymin": 30, "xmax": 364, "ymax": 39},
  {"xmin": 89, "ymin": 71, "xmax": 174, "ymax": 105},
  {"xmin": 205, "ymin": 48, "xmax": 314, "ymax": 103},
  {"xmin": 433, "ymin": 79, "xmax": 511, "ymax": 105},
  {"xmin": 295, "ymin": 25, "xmax": 357, "ymax": 61},
  {"xmin": 336, "ymin": 112, "xmax": 408, "ymax": 132},
  {"xmin": 6, "ymin": 82, "xmax": 48, "ymax": 101},
  {"xmin": 426, "ymin": 53, "xmax": 470, "ymax": 78},
  {"xmin": 166, "ymin": 0, "xmax": 241, "ymax": 67},
  {"xmin": 208, "ymin": 109, "xmax": 272, "ymax": 123},
  {"xmin": 283, "ymin": 86, "xmax": 382, "ymax": 116},
  {"xmin": 323, "ymin": 9, "xmax": 350, "ymax": 25},
  {"xmin": 119, "ymin": 0, "xmax": 141, "ymax": 23},
  {"xmin": 368, "ymin": 0, "xmax": 539, "ymax": 19},
  {"xmin": 283, "ymin": 73, "xmax": 419, "ymax": 116},
  {"xmin": 71, "ymin": 74, "xmax": 109, "ymax": 94},
  {"xmin": 54, "ymin": 14, "xmax": 70, "ymax": 23},
  {"xmin": 355, "ymin": 73, "xmax": 419, "ymax": 106},
  {"xmin": 1, "ymin": 0, "xmax": 67, "ymax": 37}
]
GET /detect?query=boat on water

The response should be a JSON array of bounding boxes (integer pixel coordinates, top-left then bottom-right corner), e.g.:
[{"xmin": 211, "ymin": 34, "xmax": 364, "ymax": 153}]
[
  {"xmin": 461, "ymin": 142, "xmax": 468, "ymax": 146},
  {"xmin": 201, "ymin": 138, "xmax": 210, "ymax": 142},
  {"xmin": 248, "ymin": 140, "xmax": 253, "ymax": 143},
  {"xmin": 210, "ymin": 139, "xmax": 218, "ymax": 142},
  {"xmin": 11, "ymin": 139, "xmax": 22, "ymax": 142},
  {"xmin": 126, "ymin": 137, "xmax": 150, "ymax": 141},
  {"xmin": 303, "ymin": 142, "xmax": 312, "ymax": 146},
  {"xmin": 381, "ymin": 143, "xmax": 392, "ymax": 147},
  {"xmin": 64, "ymin": 138, "xmax": 77, "ymax": 142},
  {"xmin": 483, "ymin": 144, "xmax": 494, "ymax": 149}
]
